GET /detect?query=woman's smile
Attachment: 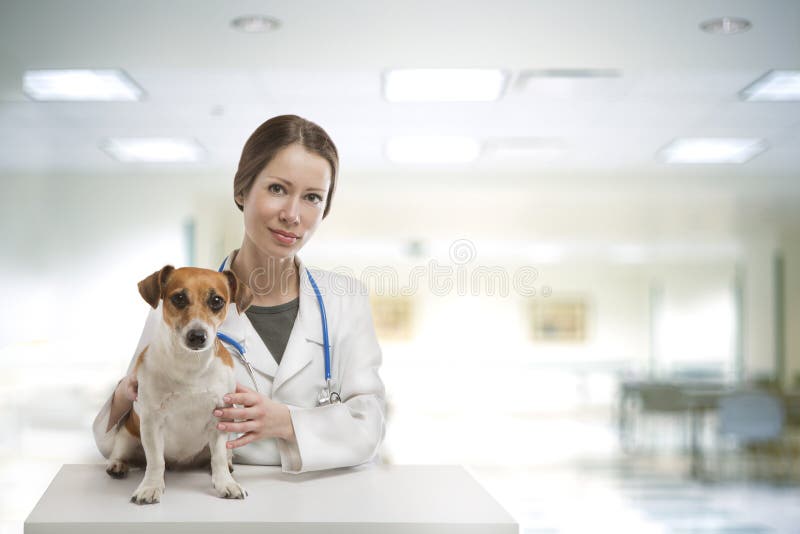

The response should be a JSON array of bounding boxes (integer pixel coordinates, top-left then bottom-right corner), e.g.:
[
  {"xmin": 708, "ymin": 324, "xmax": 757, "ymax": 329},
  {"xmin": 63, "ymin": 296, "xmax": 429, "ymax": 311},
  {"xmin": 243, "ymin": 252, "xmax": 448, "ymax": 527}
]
[{"xmin": 269, "ymin": 228, "xmax": 300, "ymax": 245}]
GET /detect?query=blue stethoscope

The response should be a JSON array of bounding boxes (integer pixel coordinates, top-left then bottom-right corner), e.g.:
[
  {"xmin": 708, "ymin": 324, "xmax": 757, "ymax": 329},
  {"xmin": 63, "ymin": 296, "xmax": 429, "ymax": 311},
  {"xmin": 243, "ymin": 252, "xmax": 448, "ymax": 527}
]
[{"xmin": 216, "ymin": 257, "xmax": 340, "ymax": 406}]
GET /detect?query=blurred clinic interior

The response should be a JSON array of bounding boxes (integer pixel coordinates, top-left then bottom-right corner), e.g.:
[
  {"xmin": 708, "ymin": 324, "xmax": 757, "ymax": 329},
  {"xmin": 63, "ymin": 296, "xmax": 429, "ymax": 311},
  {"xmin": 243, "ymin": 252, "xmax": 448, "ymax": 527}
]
[{"xmin": 1, "ymin": 1, "xmax": 800, "ymax": 533}]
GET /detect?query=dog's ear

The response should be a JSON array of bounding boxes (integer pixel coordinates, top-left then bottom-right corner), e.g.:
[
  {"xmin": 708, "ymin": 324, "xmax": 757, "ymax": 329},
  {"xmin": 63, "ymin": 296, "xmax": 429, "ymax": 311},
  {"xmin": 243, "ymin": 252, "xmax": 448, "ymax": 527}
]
[
  {"xmin": 137, "ymin": 265, "xmax": 175, "ymax": 309},
  {"xmin": 222, "ymin": 270, "xmax": 253, "ymax": 314}
]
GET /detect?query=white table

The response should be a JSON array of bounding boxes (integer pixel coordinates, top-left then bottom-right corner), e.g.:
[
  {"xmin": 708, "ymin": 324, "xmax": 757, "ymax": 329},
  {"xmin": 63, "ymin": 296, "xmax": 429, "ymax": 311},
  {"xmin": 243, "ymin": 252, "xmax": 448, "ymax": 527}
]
[{"xmin": 25, "ymin": 464, "xmax": 518, "ymax": 534}]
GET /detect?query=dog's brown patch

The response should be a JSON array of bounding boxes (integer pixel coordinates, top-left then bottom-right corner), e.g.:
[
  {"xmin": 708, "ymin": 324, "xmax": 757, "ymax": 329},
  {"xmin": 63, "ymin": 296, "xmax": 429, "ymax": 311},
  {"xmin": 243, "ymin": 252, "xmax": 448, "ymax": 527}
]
[
  {"xmin": 122, "ymin": 345, "xmax": 148, "ymax": 439},
  {"xmin": 133, "ymin": 346, "xmax": 148, "ymax": 375},
  {"xmin": 222, "ymin": 270, "xmax": 253, "ymax": 313},
  {"xmin": 215, "ymin": 338, "xmax": 234, "ymax": 368},
  {"xmin": 125, "ymin": 406, "xmax": 141, "ymax": 439}
]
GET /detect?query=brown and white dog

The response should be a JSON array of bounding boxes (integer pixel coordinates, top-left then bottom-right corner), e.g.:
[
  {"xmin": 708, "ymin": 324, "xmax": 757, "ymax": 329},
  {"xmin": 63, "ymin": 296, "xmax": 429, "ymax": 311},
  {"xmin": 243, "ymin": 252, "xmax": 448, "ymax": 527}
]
[{"xmin": 105, "ymin": 265, "xmax": 253, "ymax": 504}]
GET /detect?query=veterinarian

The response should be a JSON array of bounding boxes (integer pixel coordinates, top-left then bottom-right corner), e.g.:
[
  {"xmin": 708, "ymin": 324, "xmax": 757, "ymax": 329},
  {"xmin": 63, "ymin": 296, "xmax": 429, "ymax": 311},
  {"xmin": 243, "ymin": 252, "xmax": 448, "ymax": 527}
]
[{"xmin": 93, "ymin": 115, "xmax": 387, "ymax": 474}]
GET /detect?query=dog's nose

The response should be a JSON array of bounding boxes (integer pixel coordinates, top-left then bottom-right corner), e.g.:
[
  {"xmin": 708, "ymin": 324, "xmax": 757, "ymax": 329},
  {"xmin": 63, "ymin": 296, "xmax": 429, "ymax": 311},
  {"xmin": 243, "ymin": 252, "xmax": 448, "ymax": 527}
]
[{"xmin": 186, "ymin": 329, "xmax": 208, "ymax": 349}]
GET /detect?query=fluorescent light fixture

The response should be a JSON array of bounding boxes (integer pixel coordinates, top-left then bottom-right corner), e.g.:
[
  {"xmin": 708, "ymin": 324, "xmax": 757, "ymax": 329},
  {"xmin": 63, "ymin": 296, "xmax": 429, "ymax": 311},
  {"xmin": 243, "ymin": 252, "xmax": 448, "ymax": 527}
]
[
  {"xmin": 739, "ymin": 70, "xmax": 800, "ymax": 102},
  {"xmin": 658, "ymin": 138, "xmax": 767, "ymax": 164},
  {"xmin": 518, "ymin": 69, "xmax": 620, "ymax": 79},
  {"xmin": 385, "ymin": 136, "xmax": 481, "ymax": 164},
  {"xmin": 23, "ymin": 69, "xmax": 144, "ymax": 101},
  {"xmin": 383, "ymin": 69, "xmax": 507, "ymax": 102},
  {"xmin": 514, "ymin": 69, "xmax": 624, "ymax": 99},
  {"xmin": 101, "ymin": 138, "xmax": 205, "ymax": 163}
]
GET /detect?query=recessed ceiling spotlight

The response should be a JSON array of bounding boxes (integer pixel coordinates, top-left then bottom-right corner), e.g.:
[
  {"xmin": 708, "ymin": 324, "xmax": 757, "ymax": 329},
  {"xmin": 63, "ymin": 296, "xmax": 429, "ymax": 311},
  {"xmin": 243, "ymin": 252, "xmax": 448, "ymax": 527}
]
[
  {"xmin": 230, "ymin": 15, "xmax": 281, "ymax": 33},
  {"xmin": 699, "ymin": 17, "xmax": 752, "ymax": 34}
]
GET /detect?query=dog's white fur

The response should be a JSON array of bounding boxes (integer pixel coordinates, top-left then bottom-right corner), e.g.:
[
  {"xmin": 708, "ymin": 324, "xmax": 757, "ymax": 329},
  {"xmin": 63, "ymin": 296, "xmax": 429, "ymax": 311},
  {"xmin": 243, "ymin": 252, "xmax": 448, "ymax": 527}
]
[{"xmin": 105, "ymin": 266, "xmax": 251, "ymax": 504}]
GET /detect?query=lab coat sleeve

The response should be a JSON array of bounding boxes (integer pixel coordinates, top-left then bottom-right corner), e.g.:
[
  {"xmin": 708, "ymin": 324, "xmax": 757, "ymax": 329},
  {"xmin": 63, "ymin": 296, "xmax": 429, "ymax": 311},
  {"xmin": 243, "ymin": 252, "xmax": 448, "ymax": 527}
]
[
  {"xmin": 92, "ymin": 306, "xmax": 160, "ymax": 459},
  {"xmin": 278, "ymin": 288, "xmax": 386, "ymax": 474}
]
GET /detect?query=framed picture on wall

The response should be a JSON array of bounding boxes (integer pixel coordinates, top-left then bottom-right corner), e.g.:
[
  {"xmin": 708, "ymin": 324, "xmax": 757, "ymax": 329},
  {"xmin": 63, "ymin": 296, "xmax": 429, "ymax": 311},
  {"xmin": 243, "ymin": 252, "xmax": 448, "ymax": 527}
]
[
  {"xmin": 530, "ymin": 298, "xmax": 587, "ymax": 343},
  {"xmin": 369, "ymin": 295, "xmax": 415, "ymax": 341}
]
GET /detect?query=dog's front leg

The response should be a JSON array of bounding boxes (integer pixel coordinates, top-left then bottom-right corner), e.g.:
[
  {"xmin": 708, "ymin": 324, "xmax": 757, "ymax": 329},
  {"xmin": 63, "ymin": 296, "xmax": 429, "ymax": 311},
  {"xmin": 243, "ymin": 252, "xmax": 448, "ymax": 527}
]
[
  {"xmin": 131, "ymin": 415, "xmax": 166, "ymax": 504},
  {"xmin": 209, "ymin": 430, "xmax": 247, "ymax": 499}
]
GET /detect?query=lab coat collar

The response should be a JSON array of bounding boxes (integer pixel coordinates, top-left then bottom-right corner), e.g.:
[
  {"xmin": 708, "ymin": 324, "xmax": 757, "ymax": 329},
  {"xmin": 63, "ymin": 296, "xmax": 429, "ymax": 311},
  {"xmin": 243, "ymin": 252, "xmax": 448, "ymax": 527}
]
[{"xmin": 218, "ymin": 250, "xmax": 323, "ymax": 393}]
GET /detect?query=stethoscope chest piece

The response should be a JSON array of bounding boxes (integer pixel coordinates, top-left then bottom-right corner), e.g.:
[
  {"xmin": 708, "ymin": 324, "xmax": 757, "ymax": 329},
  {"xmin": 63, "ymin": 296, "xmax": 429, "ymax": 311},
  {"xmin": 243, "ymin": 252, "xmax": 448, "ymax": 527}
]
[{"xmin": 317, "ymin": 379, "xmax": 342, "ymax": 406}]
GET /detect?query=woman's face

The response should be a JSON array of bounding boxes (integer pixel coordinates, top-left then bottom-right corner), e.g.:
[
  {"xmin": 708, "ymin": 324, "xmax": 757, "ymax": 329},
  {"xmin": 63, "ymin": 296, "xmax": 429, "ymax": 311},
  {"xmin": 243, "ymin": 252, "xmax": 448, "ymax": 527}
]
[{"xmin": 237, "ymin": 143, "xmax": 331, "ymax": 260}]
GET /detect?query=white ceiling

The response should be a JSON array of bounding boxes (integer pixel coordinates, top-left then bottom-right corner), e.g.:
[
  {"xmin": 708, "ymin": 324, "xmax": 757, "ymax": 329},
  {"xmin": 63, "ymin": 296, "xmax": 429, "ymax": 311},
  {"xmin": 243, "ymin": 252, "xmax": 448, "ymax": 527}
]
[{"xmin": 0, "ymin": 0, "xmax": 798, "ymax": 197}]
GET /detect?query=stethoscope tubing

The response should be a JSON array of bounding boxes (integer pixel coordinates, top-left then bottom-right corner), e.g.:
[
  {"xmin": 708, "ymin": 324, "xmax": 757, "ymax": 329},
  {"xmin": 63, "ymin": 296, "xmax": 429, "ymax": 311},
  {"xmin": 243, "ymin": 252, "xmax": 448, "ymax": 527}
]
[
  {"xmin": 215, "ymin": 257, "xmax": 336, "ymax": 403},
  {"xmin": 304, "ymin": 267, "xmax": 331, "ymax": 381}
]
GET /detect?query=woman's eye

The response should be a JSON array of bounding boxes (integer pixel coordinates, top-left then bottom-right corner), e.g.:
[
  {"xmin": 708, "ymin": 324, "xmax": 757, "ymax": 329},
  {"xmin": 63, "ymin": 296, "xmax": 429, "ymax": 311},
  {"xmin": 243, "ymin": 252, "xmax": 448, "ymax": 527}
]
[
  {"xmin": 268, "ymin": 183, "xmax": 285, "ymax": 194},
  {"xmin": 171, "ymin": 294, "xmax": 187, "ymax": 308},
  {"xmin": 306, "ymin": 193, "xmax": 323, "ymax": 204},
  {"xmin": 209, "ymin": 295, "xmax": 225, "ymax": 311}
]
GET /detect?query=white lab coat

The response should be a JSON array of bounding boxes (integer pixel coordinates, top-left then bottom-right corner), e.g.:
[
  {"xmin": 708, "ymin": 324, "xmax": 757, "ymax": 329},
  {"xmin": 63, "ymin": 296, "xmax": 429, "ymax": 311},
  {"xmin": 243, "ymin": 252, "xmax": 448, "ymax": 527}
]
[{"xmin": 93, "ymin": 253, "xmax": 387, "ymax": 474}]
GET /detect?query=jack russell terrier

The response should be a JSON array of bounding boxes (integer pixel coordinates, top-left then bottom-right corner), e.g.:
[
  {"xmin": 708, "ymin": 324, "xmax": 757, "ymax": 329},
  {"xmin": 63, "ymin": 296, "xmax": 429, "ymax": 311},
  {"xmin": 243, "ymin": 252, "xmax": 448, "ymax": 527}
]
[{"xmin": 105, "ymin": 265, "xmax": 253, "ymax": 504}]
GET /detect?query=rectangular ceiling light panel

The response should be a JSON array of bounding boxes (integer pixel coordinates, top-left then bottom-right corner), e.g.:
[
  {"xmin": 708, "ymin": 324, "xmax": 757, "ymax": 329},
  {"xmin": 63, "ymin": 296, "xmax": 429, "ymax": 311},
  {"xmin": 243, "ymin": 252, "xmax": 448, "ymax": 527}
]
[
  {"xmin": 23, "ymin": 69, "xmax": 144, "ymax": 101},
  {"xmin": 659, "ymin": 138, "xmax": 767, "ymax": 164},
  {"xmin": 102, "ymin": 138, "xmax": 205, "ymax": 163},
  {"xmin": 740, "ymin": 70, "xmax": 800, "ymax": 102},
  {"xmin": 383, "ymin": 69, "xmax": 507, "ymax": 102}
]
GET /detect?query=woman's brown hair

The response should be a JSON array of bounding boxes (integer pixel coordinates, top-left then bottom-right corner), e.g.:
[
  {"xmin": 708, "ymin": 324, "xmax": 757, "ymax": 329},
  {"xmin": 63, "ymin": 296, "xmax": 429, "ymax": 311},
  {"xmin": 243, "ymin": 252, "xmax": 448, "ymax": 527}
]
[{"xmin": 233, "ymin": 115, "xmax": 339, "ymax": 218}]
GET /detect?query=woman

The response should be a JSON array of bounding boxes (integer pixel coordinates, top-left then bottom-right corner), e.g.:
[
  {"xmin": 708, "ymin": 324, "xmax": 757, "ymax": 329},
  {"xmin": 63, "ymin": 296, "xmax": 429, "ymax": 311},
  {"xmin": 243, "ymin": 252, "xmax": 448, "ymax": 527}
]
[{"xmin": 93, "ymin": 115, "xmax": 387, "ymax": 474}]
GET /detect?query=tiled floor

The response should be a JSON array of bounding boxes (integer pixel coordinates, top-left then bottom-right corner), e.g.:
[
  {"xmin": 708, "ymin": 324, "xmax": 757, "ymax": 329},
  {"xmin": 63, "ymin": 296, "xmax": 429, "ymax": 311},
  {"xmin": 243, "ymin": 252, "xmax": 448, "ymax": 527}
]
[{"xmin": 469, "ymin": 457, "xmax": 800, "ymax": 534}]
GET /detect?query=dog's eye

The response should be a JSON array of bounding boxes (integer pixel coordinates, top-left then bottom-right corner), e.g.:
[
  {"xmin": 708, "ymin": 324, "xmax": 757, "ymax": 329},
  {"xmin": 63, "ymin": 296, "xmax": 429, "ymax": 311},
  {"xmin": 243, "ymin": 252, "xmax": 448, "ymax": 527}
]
[
  {"xmin": 170, "ymin": 293, "xmax": 188, "ymax": 308},
  {"xmin": 209, "ymin": 295, "xmax": 225, "ymax": 311}
]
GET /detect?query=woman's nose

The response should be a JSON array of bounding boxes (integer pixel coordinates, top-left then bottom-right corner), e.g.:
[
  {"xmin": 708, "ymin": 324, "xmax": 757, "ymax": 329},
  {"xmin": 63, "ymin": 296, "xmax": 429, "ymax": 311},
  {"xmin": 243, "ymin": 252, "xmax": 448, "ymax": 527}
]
[{"xmin": 279, "ymin": 196, "xmax": 301, "ymax": 224}]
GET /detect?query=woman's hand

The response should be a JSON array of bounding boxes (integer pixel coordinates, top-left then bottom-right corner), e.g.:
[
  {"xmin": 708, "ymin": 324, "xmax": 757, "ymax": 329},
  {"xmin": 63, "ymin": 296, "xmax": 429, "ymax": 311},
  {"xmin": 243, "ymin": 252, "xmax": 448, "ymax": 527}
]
[
  {"xmin": 120, "ymin": 373, "xmax": 138, "ymax": 402},
  {"xmin": 108, "ymin": 373, "xmax": 139, "ymax": 431},
  {"xmin": 213, "ymin": 382, "xmax": 296, "ymax": 449}
]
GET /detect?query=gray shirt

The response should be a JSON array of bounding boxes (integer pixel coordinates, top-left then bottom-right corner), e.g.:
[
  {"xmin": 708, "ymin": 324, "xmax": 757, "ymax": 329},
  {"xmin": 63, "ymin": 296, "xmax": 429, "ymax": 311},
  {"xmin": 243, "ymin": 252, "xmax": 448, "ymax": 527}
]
[{"xmin": 244, "ymin": 298, "xmax": 300, "ymax": 365}]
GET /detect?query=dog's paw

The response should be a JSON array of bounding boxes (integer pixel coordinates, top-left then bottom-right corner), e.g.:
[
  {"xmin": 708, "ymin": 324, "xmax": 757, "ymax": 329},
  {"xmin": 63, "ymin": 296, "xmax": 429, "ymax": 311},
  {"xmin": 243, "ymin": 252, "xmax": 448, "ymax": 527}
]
[
  {"xmin": 130, "ymin": 483, "xmax": 165, "ymax": 505},
  {"xmin": 214, "ymin": 479, "xmax": 247, "ymax": 499},
  {"xmin": 106, "ymin": 460, "xmax": 129, "ymax": 479}
]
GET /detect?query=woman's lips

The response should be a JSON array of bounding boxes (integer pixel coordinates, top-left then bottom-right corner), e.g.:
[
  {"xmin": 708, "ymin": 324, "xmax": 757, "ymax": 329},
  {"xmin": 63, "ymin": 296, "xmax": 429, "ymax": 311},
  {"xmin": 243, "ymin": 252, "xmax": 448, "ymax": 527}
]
[{"xmin": 270, "ymin": 228, "xmax": 299, "ymax": 244}]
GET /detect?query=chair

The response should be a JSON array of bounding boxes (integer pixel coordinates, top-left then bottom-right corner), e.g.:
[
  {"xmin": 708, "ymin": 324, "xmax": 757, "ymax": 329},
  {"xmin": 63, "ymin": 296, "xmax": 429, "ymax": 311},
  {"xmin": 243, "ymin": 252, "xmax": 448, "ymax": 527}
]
[
  {"xmin": 714, "ymin": 390, "xmax": 787, "ymax": 480},
  {"xmin": 784, "ymin": 392, "xmax": 800, "ymax": 426}
]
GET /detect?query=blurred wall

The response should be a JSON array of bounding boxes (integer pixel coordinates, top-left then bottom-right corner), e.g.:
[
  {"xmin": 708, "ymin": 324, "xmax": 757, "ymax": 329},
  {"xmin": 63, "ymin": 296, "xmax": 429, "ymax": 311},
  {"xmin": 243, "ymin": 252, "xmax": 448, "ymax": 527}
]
[
  {"xmin": 204, "ymin": 170, "xmax": 789, "ymax": 384},
  {"xmin": 0, "ymin": 170, "xmax": 793, "ymax": 383}
]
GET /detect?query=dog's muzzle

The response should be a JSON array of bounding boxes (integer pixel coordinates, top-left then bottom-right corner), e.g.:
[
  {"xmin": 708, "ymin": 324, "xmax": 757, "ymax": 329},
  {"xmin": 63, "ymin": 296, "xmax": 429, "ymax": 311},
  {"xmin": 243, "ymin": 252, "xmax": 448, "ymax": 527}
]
[{"xmin": 185, "ymin": 328, "xmax": 208, "ymax": 350}]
